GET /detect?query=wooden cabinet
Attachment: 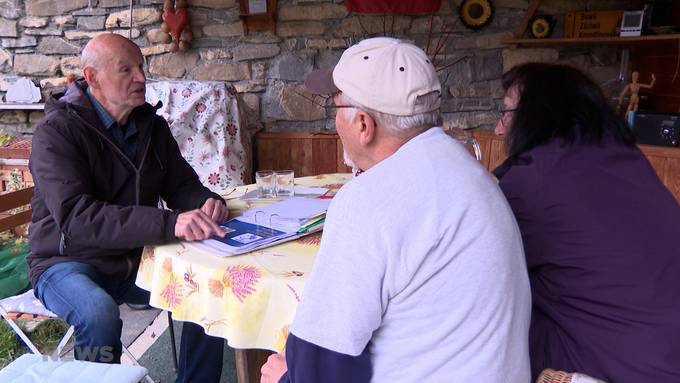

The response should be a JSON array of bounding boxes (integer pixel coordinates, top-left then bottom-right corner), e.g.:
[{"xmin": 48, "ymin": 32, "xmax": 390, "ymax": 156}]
[
  {"xmin": 255, "ymin": 130, "xmax": 680, "ymax": 203},
  {"xmin": 255, "ymin": 132, "xmax": 351, "ymax": 176}
]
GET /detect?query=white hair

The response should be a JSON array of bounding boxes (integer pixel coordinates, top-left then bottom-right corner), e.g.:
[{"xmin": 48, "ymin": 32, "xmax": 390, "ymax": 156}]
[
  {"xmin": 80, "ymin": 41, "xmax": 105, "ymax": 70},
  {"xmin": 337, "ymin": 92, "xmax": 442, "ymax": 136}
]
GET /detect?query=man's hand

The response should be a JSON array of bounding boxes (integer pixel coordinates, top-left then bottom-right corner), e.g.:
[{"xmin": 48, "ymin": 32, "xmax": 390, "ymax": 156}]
[
  {"xmin": 261, "ymin": 353, "xmax": 287, "ymax": 383},
  {"xmin": 200, "ymin": 198, "xmax": 229, "ymax": 223},
  {"xmin": 175, "ymin": 209, "xmax": 225, "ymax": 241}
]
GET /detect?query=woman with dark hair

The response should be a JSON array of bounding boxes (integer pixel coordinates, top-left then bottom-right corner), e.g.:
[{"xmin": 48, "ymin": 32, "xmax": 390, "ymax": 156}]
[{"xmin": 493, "ymin": 62, "xmax": 680, "ymax": 383}]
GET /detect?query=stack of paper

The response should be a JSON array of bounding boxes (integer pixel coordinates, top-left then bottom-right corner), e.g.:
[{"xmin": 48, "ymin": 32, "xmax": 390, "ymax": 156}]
[{"xmin": 199, "ymin": 197, "xmax": 332, "ymax": 255}]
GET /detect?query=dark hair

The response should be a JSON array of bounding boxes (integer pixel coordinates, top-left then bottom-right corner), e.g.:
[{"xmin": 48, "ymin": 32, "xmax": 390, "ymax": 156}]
[{"xmin": 502, "ymin": 63, "xmax": 635, "ymax": 158}]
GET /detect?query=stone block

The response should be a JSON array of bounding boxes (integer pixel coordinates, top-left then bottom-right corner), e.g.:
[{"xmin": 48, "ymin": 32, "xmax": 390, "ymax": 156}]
[
  {"xmin": 241, "ymin": 93, "xmax": 260, "ymax": 117},
  {"xmin": 410, "ymin": 16, "xmax": 454, "ymax": 34},
  {"xmin": 240, "ymin": 34, "xmax": 282, "ymax": 44},
  {"xmin": 2, "ymin": 37, "xmax": 37, "ymax": 49},
  {"xmin": 473, "ymin": 50, "xmax": 502, "ymax": 81},
  {"xmin": 106, "ymin": 8, "xmax": 162, "ymax": 28},
  {"xmin": 0, "ymin": 19, "xmax": 18, "ymax": 37},
  {"xmin": 14, "ymin": 54, "xmax": 59, "ymax": 76},
  {"xmin": 53, "ymin": 16, "xmax": 76, "ymax": 25},
  {"xmin": 252, "ymin": 62, "xmax": 266, "ymax": 82},
  {"xmin": 449, "ymin": 82, "xmax": 491, "ymax": 98},
  {"xmin": 0, "ymin": 110, "xmax": 27, "ymax": 124},
  {"xmin": 147, "ymin": 28, "xmax": 169, "ymax": 44},
  {"xmin": 39, "ymin": 76, "xmax": 67, "ymax": 88},
  {"xmin": 188, "ymin": 0, "xmax": 237, "ymax": 8},
  {"xmin": 203, "ymin": 22, "xmax": 243, "ymax": 38},
  {"xmin": 37, "ymin": 37, "xmax": 81, "ymax": 55},
  {"xmin": 17, "ymin": 123, "xmax": 35, "ymax": 134},
  {"xmin": 315, "ymin": 49, "xmax": 343, "ymax": 71},
  {"xmin": 502, "ymin": 48, "xmax": 558, "ymax": 73},
  {"xmin": 190, "ymin": 38, "xmax": 224, "ymax": 48},
  {"xmin": 305, "ymin": 38, "xmax": 348, "ymax": 50},
  {"xmin": 77, "ymin": 16, "xmax": 106, "ymax": 30},
  {"xmin": 443, "ymin": 111, "xmax": 498, "ymax": 130},
  {"xmin": 99, "ymin": 0, "xmax": 128, "ymax": 7},
  {"xmin": 279, "ymin": 83, "xmax": 325, "ymax": 121},
  {"xmin": 233, "ymin": 82, "xmax": 266, "ymax": 93},
  {"xmin": 232, "ymin": 44, "xmax": 280, "ymax": 62},
  {"xmin": 338, "ymin": 16, "xmax": 410, "ymax": 36},
  {"xmin": 277, "ymin": 22, "xmax": 325, "ymax": 37},
  {"xmin": 141, "ymin": 44, "xmax": 173, "ymax": 56},
  {"xmin": 0, "ymin": 48, "xmax": 11, "ymax": 72},
  {"xmin": 149, "ymin": 52, "xmax": 199, "ymax": 78},
  {"xmin": 193, "ymin": 62, "xmax": 250, "ymax": 81},
  {"xmin": 71, "ymin": 8, "xmax": 108, "ymax": 16},
  {"xmin": 279, "ymin": 4, "xmax": 346, "ymax": 21},
  {"xmin": 199, "ymin": 48, "xmax": 233, "ymax": 60},
  {"xmin": 24, "ymin": 27, "xmax": 63, "ymax": 36},
  {"xmin": 60, "ymin": 56, "xmax": 81, "ymax": 77},
  {"xmin": 65, "ymin": 29, "xmax": 141, "ymax": 40},
  {"xmin": 20, "ymin": 17, "xmax": 49, "ymax": 28},
  {"xmin": 29, "ymin": 110, "xmax": 44, "ymax": 123},
  {"xmin": 267, "ymin": 52, "xmax": 312, "ymax": 81},
  {"xmin": 0, "ymin": 0, "xmax": 21, "ymax": 19},
  {"xmin": 25, "ymin": 0, "xmax": 89, "ymax": 17}
]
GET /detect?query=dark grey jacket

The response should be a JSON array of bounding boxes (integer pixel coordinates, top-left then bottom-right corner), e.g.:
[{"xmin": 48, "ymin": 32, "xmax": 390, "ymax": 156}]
[{"xmin": 28, "ymin": 80, "xmax": 221, "ymax": 286}]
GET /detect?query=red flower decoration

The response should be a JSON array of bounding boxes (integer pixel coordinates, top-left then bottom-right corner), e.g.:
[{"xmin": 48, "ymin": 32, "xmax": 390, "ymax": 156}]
[
  {"xmin": 181, "ymin": 88, "xmax": 192, "ymax": 98},
  {"xmin": 226, "ymin": 123, "xmax": 237, "ymax": 137},
  {"xmin": 195, "ymin": 103, "xmax": 206, "ymax": 113},
  {"xmin": 208, "ymin": 172, "xmax": 221, "ymax": 185}
]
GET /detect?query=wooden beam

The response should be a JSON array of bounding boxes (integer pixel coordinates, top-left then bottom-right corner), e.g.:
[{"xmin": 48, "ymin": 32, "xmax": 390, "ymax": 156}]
[{"xmin": 514, "ymin": 0, "xmax": 542, "ymax": 39}]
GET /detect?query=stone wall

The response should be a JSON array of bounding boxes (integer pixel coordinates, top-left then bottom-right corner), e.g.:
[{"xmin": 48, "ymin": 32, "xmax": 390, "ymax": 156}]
[{"xmin": 0, "ymin": 0, "xmax": 639, "ymax": 136}]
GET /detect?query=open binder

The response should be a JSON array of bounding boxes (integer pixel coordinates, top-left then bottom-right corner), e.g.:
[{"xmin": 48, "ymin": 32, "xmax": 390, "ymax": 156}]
[{"xmin": 198, "ymin": 197, "xmax": 332, "ymax": 255}]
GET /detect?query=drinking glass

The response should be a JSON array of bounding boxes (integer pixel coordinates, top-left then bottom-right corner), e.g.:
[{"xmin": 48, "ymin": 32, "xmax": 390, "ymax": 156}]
[
  {"xmin": 449, "ymin": 129, "xmax": 482, "ymax": 161},
  {"xmin": 275, "ymin": 170, "xmax": 295, "ymax": 197},
  {"xmin": 255, "ymin": 170, "xmax": 276, "ymax": 198}
]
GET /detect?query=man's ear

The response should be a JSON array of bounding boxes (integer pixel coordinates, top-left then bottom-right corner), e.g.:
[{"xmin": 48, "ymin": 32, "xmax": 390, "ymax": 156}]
[
  {"xmin": 356, "ymin": 111, "xmax": 377, "ymax": 147},
  {"xmin": 82, "ymin": 67, "xmax": 97, "ymax": 89}
]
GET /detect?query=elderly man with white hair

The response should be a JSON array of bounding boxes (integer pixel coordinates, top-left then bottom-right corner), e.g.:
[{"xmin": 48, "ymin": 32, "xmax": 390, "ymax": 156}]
[{"xmin": 261, "ymin": 37, "xmax": 532, "ymax": 383}]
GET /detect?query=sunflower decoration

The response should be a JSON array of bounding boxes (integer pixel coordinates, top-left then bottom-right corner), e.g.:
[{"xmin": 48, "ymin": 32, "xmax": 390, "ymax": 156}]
[
  {"xmin": 459, "ymin": 0, "xmax": 494, "ymax": 31},
  {"xmin": 530, "ymin": 15, "xmax": 555, "ymax": 39}
]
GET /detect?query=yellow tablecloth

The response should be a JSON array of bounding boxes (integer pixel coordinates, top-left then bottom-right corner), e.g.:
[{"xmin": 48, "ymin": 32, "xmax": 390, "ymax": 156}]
[{"xmin": 135, "ymin": 173, "xmax": 351, "ymax": 352}]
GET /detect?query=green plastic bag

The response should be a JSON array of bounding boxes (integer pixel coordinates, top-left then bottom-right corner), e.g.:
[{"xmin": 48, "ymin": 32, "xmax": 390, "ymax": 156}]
[{"xmin": 0, "ymin": 236, "xmax": 30, "ymax": 300}]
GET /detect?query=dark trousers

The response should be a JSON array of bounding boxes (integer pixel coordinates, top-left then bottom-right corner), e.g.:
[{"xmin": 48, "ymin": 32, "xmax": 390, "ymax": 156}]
[{"xmin": 176, "ymin": 321, "xmax": 225, "ymax": 383}]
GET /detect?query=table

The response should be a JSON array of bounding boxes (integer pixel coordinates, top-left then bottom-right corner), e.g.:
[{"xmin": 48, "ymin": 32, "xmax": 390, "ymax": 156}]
[{"xmin": 135, "ymin": 173, "xmax": 351, "ymax": 382}]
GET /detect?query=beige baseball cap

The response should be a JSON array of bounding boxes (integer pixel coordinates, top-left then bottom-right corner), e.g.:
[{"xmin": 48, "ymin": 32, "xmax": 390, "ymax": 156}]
[{"xmin": 304, "ymin": 37, "xmax": 441, "ymax": 116}]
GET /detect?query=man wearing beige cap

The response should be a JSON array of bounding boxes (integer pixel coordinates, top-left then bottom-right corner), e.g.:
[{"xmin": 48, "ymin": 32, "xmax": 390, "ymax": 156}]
[{"xmin": 261, "ymin": 37, "xmax": 531, "ymax": 383}]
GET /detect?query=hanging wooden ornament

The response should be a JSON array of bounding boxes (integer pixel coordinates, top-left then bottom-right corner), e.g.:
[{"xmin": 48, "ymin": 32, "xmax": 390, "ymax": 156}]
[{"xmin": 162, "ymin": 0, "xmax": 191, "ymax": 51}]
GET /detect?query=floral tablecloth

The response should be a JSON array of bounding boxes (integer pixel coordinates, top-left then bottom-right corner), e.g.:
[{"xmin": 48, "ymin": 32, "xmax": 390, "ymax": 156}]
[{"xmin": 135, "ymin": 174, "xmax": 352, "ymax": 352}]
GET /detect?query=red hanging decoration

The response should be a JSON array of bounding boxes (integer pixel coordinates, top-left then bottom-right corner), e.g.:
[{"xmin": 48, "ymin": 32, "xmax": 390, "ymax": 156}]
[
  {"xmin": 344, "ymin": 0, "xmax": 442, "ymax": 14},
  {"xmin": 161, "ymin": 0, "xmax": 192, "ymax": 51}
]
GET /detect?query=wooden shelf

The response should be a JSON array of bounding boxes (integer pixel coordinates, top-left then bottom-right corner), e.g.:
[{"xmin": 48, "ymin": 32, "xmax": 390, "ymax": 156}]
[
  {"xmin": 0, "ymin": 103, "xmax": 44, "ymax": 110},
  {"xmin": 506, "ymin": 34, "xmax": 680, "ymax": 46}
]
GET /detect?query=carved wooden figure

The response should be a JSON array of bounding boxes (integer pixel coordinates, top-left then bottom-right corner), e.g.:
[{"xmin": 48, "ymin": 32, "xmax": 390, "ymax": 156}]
[{"xmin": 619, "ymin": 71, "xmax": 656, "ymax": 114}]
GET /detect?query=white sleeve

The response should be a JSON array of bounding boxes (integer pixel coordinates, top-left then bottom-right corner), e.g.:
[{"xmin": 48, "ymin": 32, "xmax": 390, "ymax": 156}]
[{"xmin": 290, "ymin": 186, "xmax": 387, "ymax": 356}]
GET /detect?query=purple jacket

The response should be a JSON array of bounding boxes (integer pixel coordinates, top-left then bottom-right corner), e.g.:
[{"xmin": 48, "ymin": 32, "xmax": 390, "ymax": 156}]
[
  {"xmin": 28, "ymin": 80, "xmax": 221, "ymax": 286},
  {"xmin": 494, "ymin": 138, "xmax": 680, "ymax": 382}
]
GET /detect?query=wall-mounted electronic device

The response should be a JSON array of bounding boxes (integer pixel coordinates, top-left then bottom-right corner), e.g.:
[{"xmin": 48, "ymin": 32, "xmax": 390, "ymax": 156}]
[{"xmin": 620, "ymin": 10, "xmax": 645, "ymax": 36}]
